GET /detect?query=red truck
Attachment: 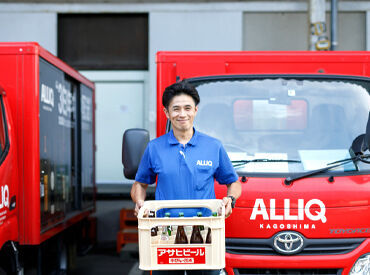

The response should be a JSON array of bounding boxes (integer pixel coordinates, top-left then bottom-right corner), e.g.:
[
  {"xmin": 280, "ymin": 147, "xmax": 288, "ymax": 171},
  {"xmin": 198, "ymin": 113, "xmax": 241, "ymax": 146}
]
[
  {"xmin": 0, "ymin": 42, "xmax": 95, "ymax": 274},
  {"xmin": 123, "ymin": 51, "xmax": 370, "ymax": 275}
]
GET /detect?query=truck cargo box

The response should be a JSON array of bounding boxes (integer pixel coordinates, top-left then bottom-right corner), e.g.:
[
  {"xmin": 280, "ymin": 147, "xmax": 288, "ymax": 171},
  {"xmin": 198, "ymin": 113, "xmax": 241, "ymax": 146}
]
[{"xmin": 0, "ymin": 42, "xmax": 95, "ymax": 246}]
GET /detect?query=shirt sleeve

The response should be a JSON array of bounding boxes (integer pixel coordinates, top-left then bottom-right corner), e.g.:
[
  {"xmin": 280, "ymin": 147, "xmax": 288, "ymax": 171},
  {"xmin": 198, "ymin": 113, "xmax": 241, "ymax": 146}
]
[
  {"xmin": 214, "ymin": 144, "xmax": 239, "ymax": 185},
  {"xmin": 134, "ymin": 143, "xmax": 157, "ymax": 185}
]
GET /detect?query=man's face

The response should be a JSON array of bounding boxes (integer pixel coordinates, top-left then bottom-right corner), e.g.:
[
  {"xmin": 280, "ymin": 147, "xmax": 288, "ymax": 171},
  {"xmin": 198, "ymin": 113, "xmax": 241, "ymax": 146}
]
[{"xmin": 164, "ymin": 94, "xmax": 198, "ymax": 133}]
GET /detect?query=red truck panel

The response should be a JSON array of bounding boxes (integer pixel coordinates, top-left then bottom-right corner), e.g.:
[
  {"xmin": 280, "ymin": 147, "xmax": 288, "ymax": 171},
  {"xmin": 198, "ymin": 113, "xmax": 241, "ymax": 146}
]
[{"xmin": 0, "ymin": 42, "xmax": 95, "ymax": 245}]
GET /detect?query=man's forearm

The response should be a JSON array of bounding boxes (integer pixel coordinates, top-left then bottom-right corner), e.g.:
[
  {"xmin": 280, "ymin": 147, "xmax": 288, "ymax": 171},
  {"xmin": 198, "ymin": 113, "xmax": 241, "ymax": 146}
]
[
  {"xmin": 227, "ymin": 180, "xmax": 242, "ymax": 200},
  {"xmin": 131, "ymin": 181, "xmax": 148, "ymax": 203}
]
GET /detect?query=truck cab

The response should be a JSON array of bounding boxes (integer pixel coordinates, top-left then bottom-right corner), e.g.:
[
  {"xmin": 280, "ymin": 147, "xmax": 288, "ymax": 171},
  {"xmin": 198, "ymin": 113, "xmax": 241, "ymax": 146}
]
[
  {"xmin": 124, "ymin": 51, "xmax": 370, "ymax": 275},
  {"xmin": 189, "ymin": 73, "xmax": 370, "ymax": 275}
]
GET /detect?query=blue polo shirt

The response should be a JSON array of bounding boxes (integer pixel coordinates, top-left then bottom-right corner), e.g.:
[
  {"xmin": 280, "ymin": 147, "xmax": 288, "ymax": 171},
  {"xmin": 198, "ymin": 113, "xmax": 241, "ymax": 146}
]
[{"xmin": 135, "ymin": 129, "xmax": 238, "ymax": 217}]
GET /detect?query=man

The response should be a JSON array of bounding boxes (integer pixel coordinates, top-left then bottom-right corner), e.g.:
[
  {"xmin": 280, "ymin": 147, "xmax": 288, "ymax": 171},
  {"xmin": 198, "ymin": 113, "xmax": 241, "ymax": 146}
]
[{"xmin": 131, "ymin": 80, "xmax": 241, "ymax": 275}]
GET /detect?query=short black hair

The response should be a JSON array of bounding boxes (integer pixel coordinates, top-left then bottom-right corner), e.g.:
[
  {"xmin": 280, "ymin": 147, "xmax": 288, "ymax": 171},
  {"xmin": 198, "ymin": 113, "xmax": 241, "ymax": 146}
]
[{"xmin": 162, "ymin": 80, "xmax": 200, "ymax": 109}]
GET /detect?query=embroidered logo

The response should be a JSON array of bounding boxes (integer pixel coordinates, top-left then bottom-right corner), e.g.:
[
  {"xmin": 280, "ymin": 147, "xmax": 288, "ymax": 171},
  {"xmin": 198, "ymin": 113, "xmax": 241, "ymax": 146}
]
[{"xmin": 196, "ymin": 160, "xmax": 212, "ymax": 167}]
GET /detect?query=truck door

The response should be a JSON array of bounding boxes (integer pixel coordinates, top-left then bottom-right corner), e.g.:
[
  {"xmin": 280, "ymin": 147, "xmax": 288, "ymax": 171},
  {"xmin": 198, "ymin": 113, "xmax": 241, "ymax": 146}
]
[{"xmin": 0, "ymin": 92, "xmax": 18, "ymax": 249}]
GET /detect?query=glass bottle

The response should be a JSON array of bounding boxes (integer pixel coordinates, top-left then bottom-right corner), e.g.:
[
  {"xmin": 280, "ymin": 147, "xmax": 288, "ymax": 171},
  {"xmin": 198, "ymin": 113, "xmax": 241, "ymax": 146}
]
[
  {"xmin": 190, "ymin": 225, "xmax": 204, "ymax": 244},
  {"xmin": 175, "ymin": 212, "xmax": 188, "ymax": 244},
  {"xmin": 160, "ymin": 226, "xmax": 169, "ymax": 241},
  {"xmin": 206, "ymin": 212, "xmax": 217, "ymax": 244},
  {"xmin": 149, "ymin": 210, "xmax": 157, "ymax": 236},
  {"xmin": 197, "ymin": 212, "xmax": 204, "ymax": 231},
  {"xmin": 165, "ymin": 212, "xmax": 172, "ymax": 236}
]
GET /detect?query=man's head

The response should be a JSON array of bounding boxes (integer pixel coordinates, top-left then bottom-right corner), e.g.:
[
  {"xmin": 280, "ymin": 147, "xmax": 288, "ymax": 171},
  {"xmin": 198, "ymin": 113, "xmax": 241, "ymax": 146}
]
[
  {"xmin": 162, "ymin": 80, "xmax": 200, "ymax": 109},
  {"xmin": 162, "ymin": 80, "xmax": 200, "ymax": 133}
]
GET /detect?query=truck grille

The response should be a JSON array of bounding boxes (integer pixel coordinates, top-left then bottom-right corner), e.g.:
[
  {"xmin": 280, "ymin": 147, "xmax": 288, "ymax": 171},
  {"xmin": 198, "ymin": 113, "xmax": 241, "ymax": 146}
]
[
  {"xmin": 234, "ymin": 268, "xmax": 342, "ymax": 275},
  {"xmin": 226, "ymin": 237, "xmax": 364, "ymax": 256}
]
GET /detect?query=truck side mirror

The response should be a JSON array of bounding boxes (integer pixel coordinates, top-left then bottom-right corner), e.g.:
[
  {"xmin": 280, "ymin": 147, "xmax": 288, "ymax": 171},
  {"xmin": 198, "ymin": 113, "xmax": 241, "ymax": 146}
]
[
  {"xmin": 364, "ymin": 111, "xmax": 370, "ymax": 151},
  {"xmin": 122, "ymin": 128, "xmax": 150, "ymax": 180},
  {"xmin": 351, "ymin": 112, "xmax": 370, "ymax": 155}
]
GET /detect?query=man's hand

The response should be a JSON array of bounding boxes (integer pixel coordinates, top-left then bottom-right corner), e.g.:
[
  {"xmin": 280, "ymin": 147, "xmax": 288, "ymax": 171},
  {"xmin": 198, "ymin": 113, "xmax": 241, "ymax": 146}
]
[
  {"xmin": 134, "ymin": 199, "xmax": 148, "ymax": 217},
  {"xmin": 131, "ymin": 181, "xmax": 148, "ymax": 217},
  {"xmin": 220, "ymin": 180, "xmax": 241, "ymax": 218},
  {"xmin": 222, "ymin": 196, "xmax": 233, "ymax": 218}
]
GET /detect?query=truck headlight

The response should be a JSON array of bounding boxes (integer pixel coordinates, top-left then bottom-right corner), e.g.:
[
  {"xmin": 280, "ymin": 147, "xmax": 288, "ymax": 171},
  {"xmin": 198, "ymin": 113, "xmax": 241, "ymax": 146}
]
[{"xmin": 350, "ymin": 253, "xmax": 370, "ymax": 275}]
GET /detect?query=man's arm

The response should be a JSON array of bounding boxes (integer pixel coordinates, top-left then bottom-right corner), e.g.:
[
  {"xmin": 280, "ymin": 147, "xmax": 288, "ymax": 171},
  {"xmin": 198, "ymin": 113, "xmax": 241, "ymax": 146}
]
[
  {"xmin": 131, "ymin": 181, "xmax": 149, "ymax": 216},
  {"xmin": 222, "ymin": 180, "xmax": 242, "ymax": 218}
]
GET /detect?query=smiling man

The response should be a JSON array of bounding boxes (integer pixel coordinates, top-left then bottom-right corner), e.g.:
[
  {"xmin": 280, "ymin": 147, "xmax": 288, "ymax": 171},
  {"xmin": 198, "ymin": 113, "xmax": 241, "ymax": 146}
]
[{"xmin": 130, "ymin": 80, "xmax": 241, "ymax": 275}]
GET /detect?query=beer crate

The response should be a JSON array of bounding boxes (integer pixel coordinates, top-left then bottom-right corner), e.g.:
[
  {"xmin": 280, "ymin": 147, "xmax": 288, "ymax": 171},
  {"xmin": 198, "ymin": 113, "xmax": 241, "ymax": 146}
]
[{"xmin": 137, "ymin": 199, "xmax": 225, "ymax": 270}]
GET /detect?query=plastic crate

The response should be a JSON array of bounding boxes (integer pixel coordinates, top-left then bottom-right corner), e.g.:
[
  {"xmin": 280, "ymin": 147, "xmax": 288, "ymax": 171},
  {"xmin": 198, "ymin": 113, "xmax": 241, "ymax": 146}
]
[
  {"xmin": 117, "ymin": 228, "xmax": 139, "ymax": 253},
  {"xmin": 119, "ymin": 208, "xmax": 138, "ymax": 229},
  {"xmin": 138, "ymin": 199, "xmax": 225, "ymax": 270}
]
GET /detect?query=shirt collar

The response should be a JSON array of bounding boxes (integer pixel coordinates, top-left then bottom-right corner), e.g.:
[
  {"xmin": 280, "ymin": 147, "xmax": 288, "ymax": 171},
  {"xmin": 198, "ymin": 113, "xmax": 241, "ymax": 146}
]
[{"xmin": 168, "ymin": 128, "xmax": 199, "ymax": 146}]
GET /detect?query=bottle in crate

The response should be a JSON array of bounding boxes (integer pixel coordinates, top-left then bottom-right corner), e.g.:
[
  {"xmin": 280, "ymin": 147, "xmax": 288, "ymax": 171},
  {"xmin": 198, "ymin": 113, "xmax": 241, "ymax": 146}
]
[
  {"xmin": 165, "ymin": 212, "xmax": 172, "ymax": 236},
  {"xmin": 190, "ymin": 225, "xmax": 204, "ymax": 244},
  {"xmin": 175, "ymin": 212, "xmax": 188, "ymax": 244},
  {"xmin": 206, "ymin": 212, "xmax": 217, "ymax": 243},
  {"xmin": 197, "ymin": 212, "xmax": 205, "ymax": 231},
  {"xmin": 149, "ymin": 210, "xmax": 158, "ymax": 236},
  {"xmin": 160, "ymin": 212, "xmax": 171, "ymax": 242}
]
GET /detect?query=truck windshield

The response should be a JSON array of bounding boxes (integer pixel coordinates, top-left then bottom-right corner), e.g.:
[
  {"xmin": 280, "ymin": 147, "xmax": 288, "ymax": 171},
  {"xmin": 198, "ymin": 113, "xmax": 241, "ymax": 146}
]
[{"xmin": 190, "ymin": 76, "xmax": 370, "ymax": 175}]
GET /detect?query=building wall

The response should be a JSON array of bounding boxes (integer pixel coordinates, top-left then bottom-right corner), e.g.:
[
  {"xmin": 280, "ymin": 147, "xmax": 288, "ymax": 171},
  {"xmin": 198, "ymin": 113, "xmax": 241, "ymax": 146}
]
[
  {"xmin": 149, "ymin": 10, "xmax": 243, "ymax": 135},
  {"xmin": 0, "ymin": 12, "xmax": 57, "ymax": 54},
  {"xmin": 243, "ymin": 11, "xmax": 366, "ymax": 51}
]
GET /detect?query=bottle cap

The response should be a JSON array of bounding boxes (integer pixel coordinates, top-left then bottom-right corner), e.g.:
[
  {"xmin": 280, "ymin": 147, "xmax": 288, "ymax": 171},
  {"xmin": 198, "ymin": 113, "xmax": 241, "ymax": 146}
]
[
  {"xmin": 197, "ymin": 212, "xmax": 203, "ymax": 217},
  {"xmin": 212, "ymin": 212, "xmax": 217, "ymax": 217}
]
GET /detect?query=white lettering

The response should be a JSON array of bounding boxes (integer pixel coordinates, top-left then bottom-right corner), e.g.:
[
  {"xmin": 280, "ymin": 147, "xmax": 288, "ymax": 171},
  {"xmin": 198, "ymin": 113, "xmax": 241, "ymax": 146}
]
[
  {"xmin": 250, "ymin": 198, "xmax": 327, "ymax": 223},
  {"xmin": 250, "ymin": 199, "xmax": 269, "ymax": 220},
  {"xmin": 196, "ymin": 160, "xmax": 212, "ymax": 167},
  {"xmin": 0, "ymin": 185, "xmax": 9, "ymax": 209},
  {"xmin": 81, "ymin": 95, "xmax": 92, "ymax": 122},
  {"xmin": 298, "ymin": 199, "xmax": 304, "ymax": 220},
  {"xmin": 56, "ymin": 81, "xmax": 74, "ymax": 118},
  {"xmin": 284, "ymin": 199, "xmax": 298, "ymax": 220},
  {"xmin": 258, "ymin": 223, "xmax": 315, "ymax": 230},
  {"xmin": 270, "ymin": 199, "xmax": 283, "ymax": 220},
  {"xmin": 41, "ymin": 84, "xmax": 54, "ymax": 108},
  {"xmin": 305, "ymin": 199, "xmax": 327, "ymax": 223}
]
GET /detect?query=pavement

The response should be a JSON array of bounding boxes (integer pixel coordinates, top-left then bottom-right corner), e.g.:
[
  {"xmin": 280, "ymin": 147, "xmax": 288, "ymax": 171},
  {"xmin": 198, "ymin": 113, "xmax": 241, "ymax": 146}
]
[{"xmin": 72, "ymin": 243, "xmax": 150, "ymax": 275}]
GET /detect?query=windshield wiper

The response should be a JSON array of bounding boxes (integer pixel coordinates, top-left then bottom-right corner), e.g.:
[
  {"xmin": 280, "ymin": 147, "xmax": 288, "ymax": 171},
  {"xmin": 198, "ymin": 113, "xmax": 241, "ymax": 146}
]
[
  {"xmin": 284, "ymin": 154, "xmax": 370, "ymax": 185},
  {"xmin": 232, "ymin": 158, "xmax": 301, "ymax": 168}
]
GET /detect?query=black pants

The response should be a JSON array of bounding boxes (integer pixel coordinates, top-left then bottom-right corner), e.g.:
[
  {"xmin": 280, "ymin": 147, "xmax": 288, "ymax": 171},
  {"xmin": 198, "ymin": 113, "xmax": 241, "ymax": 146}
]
[{"xmin": 152, "ymin": 270, "xmax": 220, "ymax": 275}]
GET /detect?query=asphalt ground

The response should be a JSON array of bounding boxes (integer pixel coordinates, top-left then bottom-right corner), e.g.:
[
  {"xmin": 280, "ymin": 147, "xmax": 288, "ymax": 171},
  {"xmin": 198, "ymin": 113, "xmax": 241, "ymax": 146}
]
[{"xmin": 72, "ymin": 243, "xmax": 149, "ymax": 275}]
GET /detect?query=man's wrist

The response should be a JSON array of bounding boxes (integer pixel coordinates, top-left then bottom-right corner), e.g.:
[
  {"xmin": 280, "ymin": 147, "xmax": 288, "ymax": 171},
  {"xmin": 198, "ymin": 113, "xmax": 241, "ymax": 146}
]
[{"xmin": 227, "ymin": 195, "xmax": 236, "ymax": 209}]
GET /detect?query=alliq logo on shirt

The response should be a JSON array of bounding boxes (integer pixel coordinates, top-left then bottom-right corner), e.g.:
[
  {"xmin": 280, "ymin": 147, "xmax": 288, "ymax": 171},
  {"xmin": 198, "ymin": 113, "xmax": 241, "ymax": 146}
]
[{"xmin": 196, "ymin": 160, "xmax": 213, "ymax": 167}]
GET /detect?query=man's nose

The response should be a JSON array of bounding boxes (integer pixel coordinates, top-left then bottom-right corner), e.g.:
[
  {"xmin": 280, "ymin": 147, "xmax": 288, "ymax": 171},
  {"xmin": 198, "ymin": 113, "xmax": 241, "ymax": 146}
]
[{"xmin": 179, "ymin": 108, "xmax": 186, "ymax": 116}]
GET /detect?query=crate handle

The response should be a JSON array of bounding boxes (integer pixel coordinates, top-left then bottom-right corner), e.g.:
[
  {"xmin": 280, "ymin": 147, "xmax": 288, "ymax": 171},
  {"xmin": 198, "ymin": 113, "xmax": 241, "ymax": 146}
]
[{"xmin": 138, "ymin": 199, "xmax": 225, "ymax": 218}]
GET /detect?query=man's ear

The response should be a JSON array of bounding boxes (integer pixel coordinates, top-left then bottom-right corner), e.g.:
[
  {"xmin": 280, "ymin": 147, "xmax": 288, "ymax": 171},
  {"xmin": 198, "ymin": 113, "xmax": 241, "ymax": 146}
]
[
  {"xmin": 164, "ymin": 107, "xmax": 170, "ymax": 119},
  {"xmin": 194, "ymin": 105, "xmax": 198, "ymax": 115}
]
